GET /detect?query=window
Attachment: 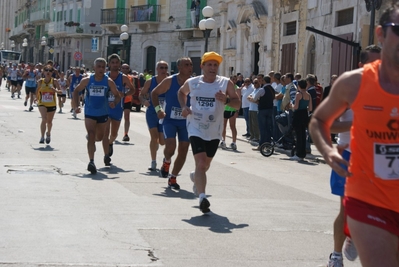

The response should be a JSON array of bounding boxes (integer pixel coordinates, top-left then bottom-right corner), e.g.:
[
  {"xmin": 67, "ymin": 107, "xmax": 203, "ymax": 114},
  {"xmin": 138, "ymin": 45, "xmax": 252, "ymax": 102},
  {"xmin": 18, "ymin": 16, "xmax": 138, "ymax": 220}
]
[
  {"xmin": 285, "ymin": 21, "xmax": 296, "ymax": 36},
  {"xmin": 336, "ymin": 8, "xmax": 354, "ymax": 27}
]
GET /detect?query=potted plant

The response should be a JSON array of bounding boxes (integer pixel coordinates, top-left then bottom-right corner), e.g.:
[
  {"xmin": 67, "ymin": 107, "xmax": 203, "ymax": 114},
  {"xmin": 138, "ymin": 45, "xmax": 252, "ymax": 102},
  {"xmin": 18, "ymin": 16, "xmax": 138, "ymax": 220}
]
[
  {"xmin": 74, "ymin": 22, "xmax": 80, "ymax": 27},
  {"xmin": 89, "ymin": 23, "xmax": 96, "ymax": 27},
  {"xmin": 76, "ymin": 27, "xmax": 83, "ymax": 33}
]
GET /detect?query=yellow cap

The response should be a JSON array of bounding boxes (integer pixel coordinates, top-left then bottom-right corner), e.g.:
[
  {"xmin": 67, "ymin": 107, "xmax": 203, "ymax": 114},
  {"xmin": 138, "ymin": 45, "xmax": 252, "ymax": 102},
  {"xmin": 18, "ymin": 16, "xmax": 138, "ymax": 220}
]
[{"xmin": 201, "ymin": 51, "xmax": 223, "ymax": 65}]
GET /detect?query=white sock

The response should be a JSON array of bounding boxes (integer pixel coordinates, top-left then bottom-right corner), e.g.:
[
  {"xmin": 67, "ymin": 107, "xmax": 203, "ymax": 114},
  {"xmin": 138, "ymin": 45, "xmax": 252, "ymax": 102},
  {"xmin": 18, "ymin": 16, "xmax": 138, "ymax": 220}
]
[
  {"xmin": 199, "ymin": 193, "xmax": 206, "ymax": 202},
  {"xmin": 332, "ymin": 251, "xmax": 342, "ymax": 258}
]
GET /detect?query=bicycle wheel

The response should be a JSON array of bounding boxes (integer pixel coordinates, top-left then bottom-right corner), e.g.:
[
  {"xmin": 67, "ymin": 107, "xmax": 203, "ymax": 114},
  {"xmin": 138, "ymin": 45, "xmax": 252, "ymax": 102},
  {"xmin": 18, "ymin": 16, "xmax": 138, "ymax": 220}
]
[{"xmin": 260, "ymin": 142, "xmax": 274, "ymax": 157}]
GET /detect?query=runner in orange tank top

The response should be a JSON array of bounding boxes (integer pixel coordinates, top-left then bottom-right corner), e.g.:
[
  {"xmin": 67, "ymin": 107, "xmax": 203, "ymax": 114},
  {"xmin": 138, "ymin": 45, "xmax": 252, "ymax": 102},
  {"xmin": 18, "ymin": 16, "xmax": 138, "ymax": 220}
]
[{"xmin": 310, "ymin": 4, "xmax": 399, "ymax": 267}]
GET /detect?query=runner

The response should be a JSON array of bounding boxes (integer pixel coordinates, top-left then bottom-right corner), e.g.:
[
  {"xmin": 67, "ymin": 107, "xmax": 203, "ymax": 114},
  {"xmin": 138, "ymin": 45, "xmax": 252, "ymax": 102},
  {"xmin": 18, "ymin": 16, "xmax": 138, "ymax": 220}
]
[
  {"xmin": 121, "ymin": 63, "xmax": 135, "ymax": 142},
  {"xmin": 309, "ymin": 5, "xmax": 399, "ymax": 266},
  {"xmin": 57, "ymin": 72, "xmax": 67, "ymax": 113},
  {"xmin": 178, "ymin": 52, "xmax": 240, "ymax": 213},
  {"xmin": 72, "ymin": 57, "xmax": 120, "ymax": 174},
  {"xmin": 139, "ymin": 61, "xmax": 169, "ymax": 171},
  {"xmin": 36, "ymin": 65, "xmax": 62, "ymax": 144},
  {"xmin": 102, "ymin": 54, "xmax": 135, "ymax": 166},
  {"xmin": 68, "ymin": 67, "xmax": 83, "ymax": 118},
  {"xmin": 23, "ymin": 63, "xmax": 39, "ymax": 111},
  {"xmin": 151, "ymin": 57, "xmax": 193, "ymax": 189},
  {"xmin": 325, "ymin": 45, "xmax": 381, "ymax": 267}
]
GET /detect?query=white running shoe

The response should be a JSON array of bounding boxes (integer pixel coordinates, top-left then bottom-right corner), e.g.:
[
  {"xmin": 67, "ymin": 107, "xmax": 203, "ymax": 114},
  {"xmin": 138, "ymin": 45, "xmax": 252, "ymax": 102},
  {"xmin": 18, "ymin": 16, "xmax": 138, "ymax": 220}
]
[
  {"xmin": 343, "ymin": 237, "xmax": 358, "ymax": 261},
  {"xmin": 148, "ymin": 161, "xmax": 156, "ymax": 171},
  {"xmin": 72, "ymin": 110, "xmax": 77, "ymax": 118},
  {"xmin": 327, "ymin": 253, "xmax": 343, "ymax": 267}
]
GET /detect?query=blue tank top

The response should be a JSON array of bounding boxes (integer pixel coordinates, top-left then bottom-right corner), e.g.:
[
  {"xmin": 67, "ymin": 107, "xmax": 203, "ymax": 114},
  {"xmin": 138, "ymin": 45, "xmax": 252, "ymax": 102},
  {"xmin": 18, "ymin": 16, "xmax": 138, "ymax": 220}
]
[
  {"xmin": 298, "ymin": 92, "xmax": 310, "ymax": 110},
  {"xmin": 25, "ymin": 71, "xmax": 37, "ymax": 87},
  {"xmin": 107, "ymin": 72, "xmax": 124, "ymax": 115},
  {"xmin": 148, "ymin": 76, "xmax": 165, "ymax": 112},
  {"xmin": 84, "ymin": 74, "xmax": 109, "ymax": 117},
  {"xmin": 70, "ymin": 74, "xmax": 83, "ymax": 92},
  {"xmin": 164, "ymin": 74, "xmax": 190, "ymax": 121}
]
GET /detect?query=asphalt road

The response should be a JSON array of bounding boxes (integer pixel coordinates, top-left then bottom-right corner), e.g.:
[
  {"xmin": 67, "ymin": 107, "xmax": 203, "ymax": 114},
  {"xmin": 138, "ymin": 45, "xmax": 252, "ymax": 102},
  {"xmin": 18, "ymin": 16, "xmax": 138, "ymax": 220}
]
[{"xmin": 0, "ymin": 82, "xmax": 361, "ymax": 267}]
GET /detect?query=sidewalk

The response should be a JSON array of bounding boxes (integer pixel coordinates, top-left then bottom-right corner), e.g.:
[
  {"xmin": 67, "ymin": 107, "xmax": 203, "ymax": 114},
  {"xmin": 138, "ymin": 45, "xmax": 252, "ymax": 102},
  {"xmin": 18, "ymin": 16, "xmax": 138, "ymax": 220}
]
[{"xmin": 226, "ymin": 115, "xmax": 326, "ymax": 163}]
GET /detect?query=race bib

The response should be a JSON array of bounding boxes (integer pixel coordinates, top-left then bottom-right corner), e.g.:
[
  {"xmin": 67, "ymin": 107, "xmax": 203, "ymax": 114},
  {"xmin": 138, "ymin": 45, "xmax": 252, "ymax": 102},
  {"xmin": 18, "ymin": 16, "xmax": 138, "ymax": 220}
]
[
  {"xmin": 170, "ymin": 106, "xmax": 184, "ymax": 120},
  {"xmin": 108, "ymin": 92, "xmax": 115, "ymax": 102},
  {"xmin": 89, "ymin": 86, "xmax": 105, "ymax": 97},
  {"xmin": 195, "ymin": 97, "xmax": 215, "ymax": 112},
  {"xmin": 42, "ymin": 92, "xmax": 54, "ymax": 102},
  {"xmin": 374, "ymin": 143, "xmax": 399, "ymax": 180}
]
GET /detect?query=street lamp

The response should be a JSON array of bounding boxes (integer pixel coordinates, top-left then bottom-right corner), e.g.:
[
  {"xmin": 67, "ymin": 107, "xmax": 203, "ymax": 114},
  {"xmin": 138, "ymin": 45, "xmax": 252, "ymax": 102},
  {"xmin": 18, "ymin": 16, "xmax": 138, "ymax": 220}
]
[
  {"xmin": 22, "ymin": 38, "xmax": 28, "ymax": 62},
  {"xmin": 10, "ymin": 40, "xmax": 15, "ymax": 51},
  {"xmin": 40, "ymin": 36, "xmax": 47, "ymax": 63},
  {"xmin": 120, "ymin": 24, "xmax": 129, "ymax": 63},
  {"xmin": 199, "ymin": 6, "xmax": 216, "ymax": 52},
  {"xmin": 0, "ymin": 42, "xmax": 4, "ymax": 50}
]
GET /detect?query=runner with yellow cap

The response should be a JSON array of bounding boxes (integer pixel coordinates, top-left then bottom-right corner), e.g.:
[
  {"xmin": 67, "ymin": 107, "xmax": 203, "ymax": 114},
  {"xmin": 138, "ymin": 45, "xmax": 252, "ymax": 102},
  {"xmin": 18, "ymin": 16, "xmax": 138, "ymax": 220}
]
[{"xmin": 178, "ymin": 51, "xmax": 241, "ymax": 214}]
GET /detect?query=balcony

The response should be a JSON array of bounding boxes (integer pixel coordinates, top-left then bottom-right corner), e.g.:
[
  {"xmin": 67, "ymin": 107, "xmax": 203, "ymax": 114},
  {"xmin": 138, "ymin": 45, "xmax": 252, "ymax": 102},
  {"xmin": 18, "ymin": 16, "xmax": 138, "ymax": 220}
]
[
  {"xmin": 49, "ymin": 21, "xmax": 102, "ymax": 37},
  {"xmin": 30, "ymin": 9, "xmax": 51, "ymax": 24},
  {"xmin": 130, "ymin": 5, "xmax": 160, "ymax": 23},
  {"xmin": 101, "ymin": 8, "xmax": 129, "ymax": 25}
]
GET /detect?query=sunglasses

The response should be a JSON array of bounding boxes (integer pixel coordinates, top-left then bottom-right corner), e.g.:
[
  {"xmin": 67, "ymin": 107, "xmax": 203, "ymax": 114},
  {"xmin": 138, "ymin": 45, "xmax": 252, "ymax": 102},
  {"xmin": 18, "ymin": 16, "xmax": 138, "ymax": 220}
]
[
  {"xmin": 159, "ymin": 66, "xmax": 168, "ymax": 70},
  {"xmin": 44, "ymin": 68, "xmax": 54, "ymax": 72},
  {"xmin": 383, "ymin": 23, "xmax": 399, "ymax": 36}
]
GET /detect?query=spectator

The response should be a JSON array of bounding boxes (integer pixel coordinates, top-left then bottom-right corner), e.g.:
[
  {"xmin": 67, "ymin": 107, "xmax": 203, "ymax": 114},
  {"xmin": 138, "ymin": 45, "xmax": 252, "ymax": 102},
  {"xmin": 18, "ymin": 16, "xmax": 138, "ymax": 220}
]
[{"xmin": 240, "ymin": 78, "xmax": 254, "ymax": 138}]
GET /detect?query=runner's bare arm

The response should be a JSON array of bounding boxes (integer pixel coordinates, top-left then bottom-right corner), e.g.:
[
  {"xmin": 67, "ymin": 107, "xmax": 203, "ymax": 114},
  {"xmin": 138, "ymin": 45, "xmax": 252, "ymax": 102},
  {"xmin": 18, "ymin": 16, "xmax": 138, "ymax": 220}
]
[
  {"xmin": 225, "ymin": 80, "xmax": 241, "ymax": 110},
  {"xmin": 309, "ymin": 69, "xmax": 361, "ymax": 177},
  {"xmin": 178, "ymin": 80, "xmax": 191, "ymax": 117},
  {"xmin": 139, "ymin": 79, "xmax": 151, "ymax": 107},
  {"xmin": 151, "ymin": 77, "xmax": 172, "ymax": 108},
  {"xmin": 122, "ymin": 74, "xmax": 135, "ymax": 97},
  {"xmin": 72, "ymin": 78, "xmax": 89, "ymax": 110}
]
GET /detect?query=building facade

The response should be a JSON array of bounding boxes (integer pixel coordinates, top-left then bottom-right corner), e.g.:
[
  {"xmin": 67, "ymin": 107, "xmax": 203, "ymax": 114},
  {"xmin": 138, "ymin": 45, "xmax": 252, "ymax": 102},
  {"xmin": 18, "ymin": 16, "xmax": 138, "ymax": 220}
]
[{"xmin": 2, "ymin": 0, "xmax": 392, "ymax": 87}]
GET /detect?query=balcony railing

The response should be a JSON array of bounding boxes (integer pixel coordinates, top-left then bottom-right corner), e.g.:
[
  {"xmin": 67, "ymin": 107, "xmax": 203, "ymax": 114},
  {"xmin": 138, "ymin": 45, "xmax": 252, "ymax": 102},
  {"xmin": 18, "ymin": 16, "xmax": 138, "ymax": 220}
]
[
  {"xmin": 10, "ymin": 24, "xmax": 24, "ymax": 37},
  {"xmin": 30, "ymin": 10, "xmax": 51, "ymax": 23},
  {"xmin": 130, "ymin": 5, "xmax": 160, "ymax": 23},
  {"xmin": 100, "ymin": 8, "xmax": 129, "ymax": 25}
]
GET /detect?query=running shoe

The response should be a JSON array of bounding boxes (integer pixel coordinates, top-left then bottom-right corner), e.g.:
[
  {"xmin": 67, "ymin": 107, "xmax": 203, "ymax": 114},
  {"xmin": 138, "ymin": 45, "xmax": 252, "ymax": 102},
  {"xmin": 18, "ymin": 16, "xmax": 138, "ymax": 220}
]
[
  {"xmin": 289, "ymin": 155, "xmax": 304, "ymax": 161},
  {"xmin": 109, "ymin": 143, "xmax": 114, "ymax": 157},
  {"xmin": 70, "ymin": 108, "xmax": 73, "ymax": 113},
  {"xmin": 87, "ymin": 162, "xmax": 97, "ymax": 174},
  {"xmin": 220, "ymin": 141, "xmax": 226, "ymax": 149},
  {"xmin": 17, "ymin": 94, "xmax": 21, "ymax": 99},
  {"xmin": 72, "ymin": 110, "xmax": 77, "ymax": 119},
  {"xmin": 29, "ymin": 106, "xmax": 33, "ymax": 112},
  {"xmin": 168, "ymin": 176, "xmax": 180, "ymax": 190},
  {"xmin": 343, "ymin": 237, "xmax": 358, "ymax": 261},
  {"xmin": 327, "ymin": 253, "xmax": 343, "ymax": 267},
  {"xmin": 122, "ymin": 134, "xmax": 130, "ymax": 142},
  {"xmin": 45, "ymin": 135, "xmax": 51, "ymax": 144},
  {"xmin": 104, "ymin": 155, "xmax": 111, "ymax": 166},
  {"xmin": 199, "ymin": 198, "xmax": 211, "ymax": 213},
  {"xmin": 58, "ymin": 109, "xmax": 62, "ymax": 113},
  {"xmin": 11, "ymin": 94, "xmax": 14, "ymax": 98},
  {"xmin": 24, "ymin": 101, "xmax": 27, "ymax": 106},
  {"xmin": 230, "ymin": 142, "xmax": 237, "ymax": 150},
  {"xmin": 39, "ymin": 137, "xmax": 44, "ymax": 144},
  {"xmin": 160, "ymin": 158, "xmax": 170, "ymax": 178},
  {"xmin": 148, "ymin": 161, "xmax": 157, "ymax": 171}
]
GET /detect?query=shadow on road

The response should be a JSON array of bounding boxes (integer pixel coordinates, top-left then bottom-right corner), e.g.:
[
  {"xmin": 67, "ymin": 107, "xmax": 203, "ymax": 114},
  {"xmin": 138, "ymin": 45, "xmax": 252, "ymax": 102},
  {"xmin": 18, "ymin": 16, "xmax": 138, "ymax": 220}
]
[
  {"xmin": 72, "ymin": 172, "xmax": 120, "ymax": 181},
  {"xmin": 153, "ymin": 188, "xmax": 197, "ymax": 200},
  {"xmin": 32, "ymin": 145, "xmax": 57, "ymax": 151},
  {"xmin": 182, "ymin": 213, "xmax": 249, "ymax": 233}
]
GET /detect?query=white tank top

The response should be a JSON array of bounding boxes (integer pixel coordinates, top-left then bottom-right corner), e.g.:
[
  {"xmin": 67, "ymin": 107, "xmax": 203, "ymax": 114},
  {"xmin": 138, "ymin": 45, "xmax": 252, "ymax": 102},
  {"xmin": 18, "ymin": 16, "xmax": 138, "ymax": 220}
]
[
  {"xmin": 187, "ymin": 75, "xmax": 229, "ymax": 141},
  {"xmin": 337, "ymin": 109, "xmax": 353, "ymax": 152}
]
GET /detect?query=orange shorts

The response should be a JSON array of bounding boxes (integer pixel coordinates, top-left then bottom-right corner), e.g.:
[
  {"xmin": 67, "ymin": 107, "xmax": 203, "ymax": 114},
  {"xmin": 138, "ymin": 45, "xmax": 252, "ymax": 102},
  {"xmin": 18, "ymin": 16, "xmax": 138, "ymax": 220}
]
[{"xmin": 344, "ymin": 196, "xmax": 399, "ymax": 237}]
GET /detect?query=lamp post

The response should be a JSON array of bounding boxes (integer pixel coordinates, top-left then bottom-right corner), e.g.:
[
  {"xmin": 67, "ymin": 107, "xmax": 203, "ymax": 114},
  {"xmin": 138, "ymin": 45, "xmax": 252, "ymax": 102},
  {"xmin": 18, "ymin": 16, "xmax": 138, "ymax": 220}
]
[
  {"xmin": 199, "ymin": 6, "xmax": 216, "ymax": 52},
  {"xmin": 120, "ymin": 24, "xmax": 129, "ymax": 64},
  {"xmin": 10, "ymin": 40, "xmax": 15, "ymax": 51},
  {"xmin": 40, "ymin": 36, "xmax": 47, "ymax": 63},
  {"xmin": 0, "ymin": 42, "xmax": 4, "ymax": 50},
  {"xmin": 22, "ymin": 38, "xmax": 28, "ymax": 62}
]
